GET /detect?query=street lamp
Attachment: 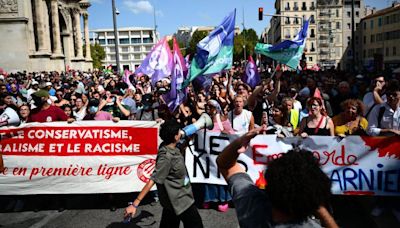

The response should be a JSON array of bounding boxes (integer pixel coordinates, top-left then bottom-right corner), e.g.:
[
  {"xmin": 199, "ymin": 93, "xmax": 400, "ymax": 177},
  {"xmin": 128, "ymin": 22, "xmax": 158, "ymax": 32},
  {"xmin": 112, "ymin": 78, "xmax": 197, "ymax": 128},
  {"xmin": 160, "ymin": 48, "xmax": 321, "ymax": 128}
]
[{"xmin": 112, "ymin": 0, "xmax": 120, "ymax": 74}]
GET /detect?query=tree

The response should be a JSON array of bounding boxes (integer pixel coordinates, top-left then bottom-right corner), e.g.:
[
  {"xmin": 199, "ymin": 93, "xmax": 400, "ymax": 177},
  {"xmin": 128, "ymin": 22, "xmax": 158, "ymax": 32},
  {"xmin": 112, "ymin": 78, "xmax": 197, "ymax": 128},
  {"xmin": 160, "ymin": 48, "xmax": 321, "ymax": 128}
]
[
  {"xmin": 168, "ymin": 38, "xmax": 187, "ymax": 56},
  {"xmin": 233, "ymin": 28, "xmax": 259, "ymax": 62},
  {"xmin": 187, "ymin": 30, "xmax": 208, "ymax": 59},
  {"xmin": 89, "ymin": 43, "xmax": 106, "ymax": 69}
]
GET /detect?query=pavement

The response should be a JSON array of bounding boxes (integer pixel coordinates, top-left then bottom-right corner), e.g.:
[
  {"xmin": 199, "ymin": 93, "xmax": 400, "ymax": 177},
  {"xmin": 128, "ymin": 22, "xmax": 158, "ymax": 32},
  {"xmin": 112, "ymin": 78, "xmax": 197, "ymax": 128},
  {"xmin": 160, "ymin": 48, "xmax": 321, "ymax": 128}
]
[{"xmin": 0, "ymin": 194, "xmax": 399, "ymax": 228}]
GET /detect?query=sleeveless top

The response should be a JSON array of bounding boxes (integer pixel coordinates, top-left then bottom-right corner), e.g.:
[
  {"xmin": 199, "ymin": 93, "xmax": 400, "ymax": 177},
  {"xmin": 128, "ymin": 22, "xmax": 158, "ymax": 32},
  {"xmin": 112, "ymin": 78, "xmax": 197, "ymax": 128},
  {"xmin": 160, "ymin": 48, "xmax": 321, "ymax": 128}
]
[
  {"xmin": 303, "ymin": 116, "xmax": 331, "ymax": 136},
  {"xmin": 228, "ymin": 109, "xmax": 252, "ymax": 134}
]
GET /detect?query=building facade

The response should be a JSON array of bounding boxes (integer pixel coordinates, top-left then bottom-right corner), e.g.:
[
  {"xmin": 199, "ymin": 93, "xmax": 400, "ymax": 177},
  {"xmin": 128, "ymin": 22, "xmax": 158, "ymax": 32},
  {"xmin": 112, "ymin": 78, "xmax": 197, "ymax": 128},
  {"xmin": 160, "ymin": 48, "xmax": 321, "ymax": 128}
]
[
  {"xmin": 0, "ymin": 0, "xmax": 92, "ymax": 72},
  {"xmin": 358, "ymin": 3, "xmax": 400, "ymax": 71},
  {"xmin": 92, "ymin": 27, "xmax": 157, "ymax": 71},
  {"xmin": 268, "ymin": 0, "xmax": 366, "ymax": 70},
  {"xmin": 175, "ymin": 26, "xmax": 241, "ymax": 47}
]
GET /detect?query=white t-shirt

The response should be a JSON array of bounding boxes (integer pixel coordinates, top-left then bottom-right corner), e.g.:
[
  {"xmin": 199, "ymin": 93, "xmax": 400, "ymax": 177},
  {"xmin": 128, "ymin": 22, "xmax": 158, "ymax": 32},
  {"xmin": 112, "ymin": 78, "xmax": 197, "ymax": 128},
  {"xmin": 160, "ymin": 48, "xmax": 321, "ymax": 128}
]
[{"xmin": 228, "ymin": 109, "xmax": 252, "ymax": 135}]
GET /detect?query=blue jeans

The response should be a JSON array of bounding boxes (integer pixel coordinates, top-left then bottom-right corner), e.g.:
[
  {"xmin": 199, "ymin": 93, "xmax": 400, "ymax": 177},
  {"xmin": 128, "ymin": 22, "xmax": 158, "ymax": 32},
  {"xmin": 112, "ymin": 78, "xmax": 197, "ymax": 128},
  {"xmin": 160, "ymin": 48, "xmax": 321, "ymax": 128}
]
[{"xmin": 203, "ymin": 184, "xmax": 231, "ymax": 203}]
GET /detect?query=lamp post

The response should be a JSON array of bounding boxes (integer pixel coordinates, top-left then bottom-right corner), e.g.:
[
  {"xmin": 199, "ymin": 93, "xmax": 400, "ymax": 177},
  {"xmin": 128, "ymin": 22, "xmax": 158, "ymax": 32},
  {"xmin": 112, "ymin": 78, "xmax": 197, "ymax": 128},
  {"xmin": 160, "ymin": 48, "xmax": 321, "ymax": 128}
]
[{"xmin": 112, "ymin": 0, "xmax": 120, "ymax": 74}]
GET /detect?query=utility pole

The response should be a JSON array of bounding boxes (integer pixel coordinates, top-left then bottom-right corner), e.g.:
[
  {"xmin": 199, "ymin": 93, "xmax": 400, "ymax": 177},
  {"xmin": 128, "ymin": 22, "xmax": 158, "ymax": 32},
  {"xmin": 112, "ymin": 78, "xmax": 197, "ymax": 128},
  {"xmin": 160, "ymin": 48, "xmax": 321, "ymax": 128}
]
[
  {"xmin": 112, "ymin": 0, "xmax": 120, "ymax": 73},
  {"xmin": 242, "ymin": 7, "xmax": 246, "ymax": 62},
  {"xmin": 154, "ymin": 5, "xmax": 158, "ymax": 42}
]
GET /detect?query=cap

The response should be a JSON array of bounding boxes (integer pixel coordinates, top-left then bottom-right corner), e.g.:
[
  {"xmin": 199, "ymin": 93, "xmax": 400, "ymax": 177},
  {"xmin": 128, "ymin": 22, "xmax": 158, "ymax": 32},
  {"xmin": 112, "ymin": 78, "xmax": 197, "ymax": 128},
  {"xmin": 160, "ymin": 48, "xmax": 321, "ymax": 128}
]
[
  {"xmin": 32, "ymin": 89, "xmax": 49, "ymax": 98},
  {"xmin": 32, "ymin": 81, "xmax": 39, "ymax": 85},
  {"xmin": 45, "ymin": 82, "xmax": 52, "ymax": 87},
  {"xmin": 0, "ymin": 75, "xmax": 4, "ymax": 81}
]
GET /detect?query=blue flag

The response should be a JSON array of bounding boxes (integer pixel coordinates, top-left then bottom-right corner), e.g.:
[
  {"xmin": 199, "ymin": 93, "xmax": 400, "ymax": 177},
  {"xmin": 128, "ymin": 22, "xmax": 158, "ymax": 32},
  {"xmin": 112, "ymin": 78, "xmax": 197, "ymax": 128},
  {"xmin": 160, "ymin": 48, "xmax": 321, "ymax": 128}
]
[
  {"xmin": 255, "ymin": 20, "xmax": 309, "ymax": 69},
  {"xmin": 182, "ymin": 9, "xmax": 236, "ymax": 88}
]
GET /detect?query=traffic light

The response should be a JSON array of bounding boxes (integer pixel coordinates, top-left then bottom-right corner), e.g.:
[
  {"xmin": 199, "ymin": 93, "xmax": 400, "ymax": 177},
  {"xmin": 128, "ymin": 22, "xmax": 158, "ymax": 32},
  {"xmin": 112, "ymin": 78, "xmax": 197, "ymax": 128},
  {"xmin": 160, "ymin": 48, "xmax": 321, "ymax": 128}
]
[{"xmin": 258, "ymin": 7, "xmax": 263, "ymax": 21}]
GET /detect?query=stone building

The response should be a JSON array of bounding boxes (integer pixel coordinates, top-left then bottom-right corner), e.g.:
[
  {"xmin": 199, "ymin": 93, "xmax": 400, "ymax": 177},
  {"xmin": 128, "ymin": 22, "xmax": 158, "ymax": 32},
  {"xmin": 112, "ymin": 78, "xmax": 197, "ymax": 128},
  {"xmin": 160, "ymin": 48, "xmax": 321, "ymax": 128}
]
[
  {"xmin": 358, "ymin": 3, "xmax": 400, "ymax": 71},
  {"xmin": 0, "ymin": 0, "xmax": 92, "ymax": 72}
]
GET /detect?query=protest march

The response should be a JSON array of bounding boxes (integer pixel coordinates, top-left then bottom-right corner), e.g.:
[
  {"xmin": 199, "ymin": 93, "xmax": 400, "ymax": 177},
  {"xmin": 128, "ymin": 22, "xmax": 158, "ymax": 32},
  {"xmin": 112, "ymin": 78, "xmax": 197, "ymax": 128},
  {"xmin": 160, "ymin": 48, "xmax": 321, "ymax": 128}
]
[{"xmin": 1, "ymin": 5, "xmax": 400, "ymax": 228}]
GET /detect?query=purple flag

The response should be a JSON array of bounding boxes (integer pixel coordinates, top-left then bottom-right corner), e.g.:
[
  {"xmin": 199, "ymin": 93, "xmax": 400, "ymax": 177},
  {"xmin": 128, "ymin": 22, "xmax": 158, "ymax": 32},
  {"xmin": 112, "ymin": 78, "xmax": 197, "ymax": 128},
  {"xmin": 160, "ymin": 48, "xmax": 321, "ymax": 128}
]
[
  {"xmin": 163, "ymin": 38, "xmax": 188, "ymax": 112},
  {"xmin": 135, "ymin": 37, "xmax": 173, "ymax": 85},
  {"xmin": 242, "ymin": 55, "xmax": 260, "ymax": 88},
  {"xmin": 123, "ymin": 69, "xmax": 135, "ymax": 89}
]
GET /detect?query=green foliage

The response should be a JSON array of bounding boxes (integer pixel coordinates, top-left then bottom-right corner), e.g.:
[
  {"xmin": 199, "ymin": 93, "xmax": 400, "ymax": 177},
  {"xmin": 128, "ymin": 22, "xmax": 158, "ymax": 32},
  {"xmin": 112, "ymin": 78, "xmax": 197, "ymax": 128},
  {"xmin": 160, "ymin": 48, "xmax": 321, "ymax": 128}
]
[
  {"xmin": 187, "ymin": 30, "xmax": 208, "ymax": 59},
  {"xmin": 185, "ymin": 28, "xmax": 258, "ymax": 62},
  {"xmin": 168, "ymin": 38, "xmax": 187, "ymax": 56},
  {"xmin": 233, "ymin": 28, "xmax": 259, "ymax": 62},
  {"xmin": 90, "ymin": 43, "xmax": 106, "ymax": 69}
]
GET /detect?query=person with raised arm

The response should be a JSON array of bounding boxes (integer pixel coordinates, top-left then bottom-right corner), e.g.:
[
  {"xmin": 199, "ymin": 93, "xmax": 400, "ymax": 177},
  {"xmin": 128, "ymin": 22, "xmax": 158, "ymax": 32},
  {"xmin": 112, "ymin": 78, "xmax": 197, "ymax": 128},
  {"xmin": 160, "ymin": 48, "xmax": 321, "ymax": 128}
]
[{"xmin": 216, "ymin": 127, "xmax": 338, "ymax": 228}]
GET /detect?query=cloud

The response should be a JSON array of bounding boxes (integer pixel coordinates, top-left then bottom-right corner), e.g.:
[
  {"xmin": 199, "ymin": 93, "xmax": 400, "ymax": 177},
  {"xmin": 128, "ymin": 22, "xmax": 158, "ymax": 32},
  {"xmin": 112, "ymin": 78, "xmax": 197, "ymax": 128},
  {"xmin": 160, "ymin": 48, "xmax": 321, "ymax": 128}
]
[{"xmin": 123, "ymin": 0, "xmax": 155, "ymax": 14}]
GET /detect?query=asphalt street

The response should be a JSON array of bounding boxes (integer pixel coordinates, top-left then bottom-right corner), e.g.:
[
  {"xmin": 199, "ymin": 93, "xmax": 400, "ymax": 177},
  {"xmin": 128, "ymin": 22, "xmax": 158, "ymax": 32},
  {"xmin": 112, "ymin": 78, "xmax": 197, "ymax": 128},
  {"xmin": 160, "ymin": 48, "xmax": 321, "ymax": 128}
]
[{"xmin": 0, "ymin": 194, "xmax": 399, "ymax": 228}]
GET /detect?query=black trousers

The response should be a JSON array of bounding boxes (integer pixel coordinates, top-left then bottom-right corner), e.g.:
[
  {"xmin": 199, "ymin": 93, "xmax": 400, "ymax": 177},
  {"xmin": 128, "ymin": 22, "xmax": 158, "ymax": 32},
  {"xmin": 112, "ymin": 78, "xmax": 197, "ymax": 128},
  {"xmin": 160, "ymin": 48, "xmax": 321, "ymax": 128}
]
[{"xmin": 159, "ymin": 203, "xmax": 203, "ymax": 228}]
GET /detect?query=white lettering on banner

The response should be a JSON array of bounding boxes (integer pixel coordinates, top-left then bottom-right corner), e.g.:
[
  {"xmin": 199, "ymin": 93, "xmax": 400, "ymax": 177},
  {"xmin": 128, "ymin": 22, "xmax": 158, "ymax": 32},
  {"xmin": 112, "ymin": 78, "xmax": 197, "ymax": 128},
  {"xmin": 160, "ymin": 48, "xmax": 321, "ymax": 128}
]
[
  {"xmin": 185, "ymin": 131, "xmax": 400, "ymax": 196},
  {"xmin": 0, "ymin": 121, "xmax": 158, "ymax": 195}
]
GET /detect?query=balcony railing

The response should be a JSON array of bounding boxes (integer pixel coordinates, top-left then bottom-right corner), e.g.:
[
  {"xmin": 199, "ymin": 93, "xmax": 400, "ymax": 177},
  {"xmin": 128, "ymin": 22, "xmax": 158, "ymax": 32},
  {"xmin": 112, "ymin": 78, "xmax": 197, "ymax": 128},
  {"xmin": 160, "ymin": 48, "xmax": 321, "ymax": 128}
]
[
  {"xmin": 293, "ymin": 6, "xmax": 299, "ymax": 10},
  {"xmin": 285, "ymin": 7, "xmax": 290, "ymax": 11},
  {"xmin": 301, "ymin": 7, "xmax": 307, "ymax": 11}
]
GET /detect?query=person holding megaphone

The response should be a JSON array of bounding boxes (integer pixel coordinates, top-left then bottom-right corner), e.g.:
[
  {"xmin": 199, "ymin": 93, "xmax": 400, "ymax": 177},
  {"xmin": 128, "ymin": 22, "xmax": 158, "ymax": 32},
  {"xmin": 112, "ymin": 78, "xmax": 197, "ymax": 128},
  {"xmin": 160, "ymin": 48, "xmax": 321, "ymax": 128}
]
[{"xmin": 124, "ymin": 119, "xmax": 206, "ymax": 227}]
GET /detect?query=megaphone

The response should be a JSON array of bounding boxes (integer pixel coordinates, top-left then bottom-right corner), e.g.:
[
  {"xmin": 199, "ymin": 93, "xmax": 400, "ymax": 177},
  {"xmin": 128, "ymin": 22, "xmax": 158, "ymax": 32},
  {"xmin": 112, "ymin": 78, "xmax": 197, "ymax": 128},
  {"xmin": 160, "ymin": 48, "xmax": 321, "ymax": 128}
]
[
  {"xmin": 0, "ymin": 107, "xmax": 21, "ymax": 127},
  {"xmin": 180, "ymin": 113, "xmax": 214, "ymax": 138}
]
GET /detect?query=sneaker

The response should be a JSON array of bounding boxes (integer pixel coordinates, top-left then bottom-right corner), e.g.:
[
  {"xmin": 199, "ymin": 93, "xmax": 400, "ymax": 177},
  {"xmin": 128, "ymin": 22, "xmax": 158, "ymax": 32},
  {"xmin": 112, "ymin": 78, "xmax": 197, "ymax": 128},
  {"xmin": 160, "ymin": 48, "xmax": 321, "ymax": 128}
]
[
  {"xmin": 202, "ymin": 202, "xmax": 210, "ymax": 209},
  {"xmin": 371, "ymin": 206, "xmax": 385, "ymax": 217},
  {"xmin": 218, "ymin": 203, "xmax": 229, "ymax": 212},
  {"xmin": 392, "ymin": 209, "xmax": 400, "ymax": 223}
]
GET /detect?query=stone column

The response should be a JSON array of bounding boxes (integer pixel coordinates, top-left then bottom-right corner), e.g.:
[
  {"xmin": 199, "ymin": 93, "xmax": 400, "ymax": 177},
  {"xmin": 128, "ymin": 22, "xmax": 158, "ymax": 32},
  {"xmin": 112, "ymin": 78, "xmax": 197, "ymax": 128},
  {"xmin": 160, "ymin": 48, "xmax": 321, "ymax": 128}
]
[
  {"xmin": 83, "ymin": 13, "xmax": 92, "ymax": 60},
  {"xmin": 72, "ymin": 8, "xmax": 84, "ymax": 59},
  {"xmin": 34, "ymin": 0, "xmax": 48, "ymax": 54},
  {"xmin": 50, "ymin": 0, "xmax": 63, "ymax": 57}
]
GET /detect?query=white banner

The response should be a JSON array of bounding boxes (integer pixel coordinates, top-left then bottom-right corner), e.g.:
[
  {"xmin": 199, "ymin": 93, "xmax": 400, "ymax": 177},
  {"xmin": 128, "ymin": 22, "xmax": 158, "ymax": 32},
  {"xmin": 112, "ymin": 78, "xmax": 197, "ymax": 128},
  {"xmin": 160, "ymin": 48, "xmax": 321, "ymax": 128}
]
[
  {"xmin": 185, "ymin": 130, "xmax": 400, "ymax": 196},
  {"xmin": 0, "ymin": 121, "xmax": 159, "ymax": 195}
]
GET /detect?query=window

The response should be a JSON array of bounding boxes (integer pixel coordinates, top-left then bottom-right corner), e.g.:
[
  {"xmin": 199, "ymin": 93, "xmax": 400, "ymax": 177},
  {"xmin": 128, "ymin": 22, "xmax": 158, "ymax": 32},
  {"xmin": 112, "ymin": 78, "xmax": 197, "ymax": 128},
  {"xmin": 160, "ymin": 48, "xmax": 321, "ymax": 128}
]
[
  {"xmin": 131, "ymin": 38, "xmax": 141, "ymax": 43},
  {"xmin": 309, "ymin": 57, "xmax": 313, "ymax": 61},
  {"xmin": 285, "ymin": 2, "xmax": 290, "ymax": 10},
  {"xmin": 302, "ymin": 2, "xmax": 306, "ymax": 11},
  {"xmin": 370, "ymin": 20, "xmax": 374, "ymax": 29},
  {"xmin": 98, "ymin": 39, "xmax": 106, "ymax": 45},
  {"xmin": 370, "ymin": 35, "xmax": 375, "ymax": 43},
  {"xmin": 386, "ymin": 47, "xmax": 389, "ymax": 56},
  {"xmin": 310, "ymin": 29, "xmax": 315, "ymax": 37},
  {"xmin": 336, "ymin": 22, "xmax": 341, "ymax": 29},
  {"xmin": 109, "ymin": 47, "xmax": 115, "ymax": 52},
  {"xmin": 311, "ymin": 2, "xmax": 315, "ymax": 10},
  {"xmin": 363, "ymin": 22, "xmax": 366, "ymax": 30},
  {"xmin": 394, "ymin": 47, "xmax": 397, "ymax": 56},
  {"xmin": 347, "ymin": 23, "xmax": 351, "ymax": 29},
  {"xmin": 347, "ymin": 11, "xmax": 351, "ymax": 17},
  {"xmin": 121, "ymin": 47, "xmax": 129, "ymax": 52},
  {"xmin": 143, "ymin": 37, "xmax": 153, "ymax": 43},
  {"xmin": 285, "ymin": 29, "xmax": 291, "ymax": 38},
  {"xmin": 121, "ymin": 54, "xmax": 129, "ymax": 60},
  {"xmin": 363, "ymin": 36, "xmax": 366, "ymax": 44},
  {"xmin": 336, "ymin": 9, "xmax": 339, "ymax": 17},
  {"xmin": 119, "ymin": 38, "xmax": 130, "ymax": 44},
  {"xmin": 356, "ymin": 11, "xmax": 359, "ymax": 17},
  {"xmin": 294, "ymin": 2, "xmax": 298, "ymax": 10},
  {"xmin": 310, "ymin": 15, "xmax": 315, "ymax": 23},
  {"xmin": 378, "ymin": 17, "xmax": 382, "ymax": 27},
  {"xmin": 107, "ymin": 39, "xmax": 115, "ymax": 44},
  {"xmin": 285, "ymin": 17, "xmax": 290, "ymax": 24},
  {"xmin": 133, "ymin": 46, "xmax": 141, "ymax": 52},
  {"xmin": 134, "ymin": 54, "xmax": 141, "ymax": 59},
  {"xmin": 311, "ymin": 42, "xmax": 315, "ymax": 51}
]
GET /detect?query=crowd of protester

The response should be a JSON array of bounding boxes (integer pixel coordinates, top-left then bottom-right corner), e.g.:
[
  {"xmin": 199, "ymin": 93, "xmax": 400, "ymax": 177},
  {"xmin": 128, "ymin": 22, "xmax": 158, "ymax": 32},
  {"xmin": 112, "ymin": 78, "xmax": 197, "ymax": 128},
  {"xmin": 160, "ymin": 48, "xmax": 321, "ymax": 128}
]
[{"xmin": 0, "ymin": 66, "xmax": 399, "ymax": 220}]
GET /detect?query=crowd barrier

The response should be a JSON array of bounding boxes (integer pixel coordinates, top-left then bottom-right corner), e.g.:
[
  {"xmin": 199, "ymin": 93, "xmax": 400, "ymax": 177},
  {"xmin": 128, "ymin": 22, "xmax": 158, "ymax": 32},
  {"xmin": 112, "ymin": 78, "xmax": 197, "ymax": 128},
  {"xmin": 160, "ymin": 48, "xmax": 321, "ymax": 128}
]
[{"xmin": 1, "ymin": 121, "xmax": 399, "ymax": 196}]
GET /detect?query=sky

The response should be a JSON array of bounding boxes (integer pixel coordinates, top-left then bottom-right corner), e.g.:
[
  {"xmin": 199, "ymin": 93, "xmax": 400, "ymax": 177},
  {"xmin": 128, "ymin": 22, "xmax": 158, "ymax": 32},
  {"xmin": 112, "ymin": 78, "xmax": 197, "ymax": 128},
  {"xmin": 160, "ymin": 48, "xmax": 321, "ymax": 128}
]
[{"xmin": 88, "ymin": 0, "xmax": 389, "ymax": 38}]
